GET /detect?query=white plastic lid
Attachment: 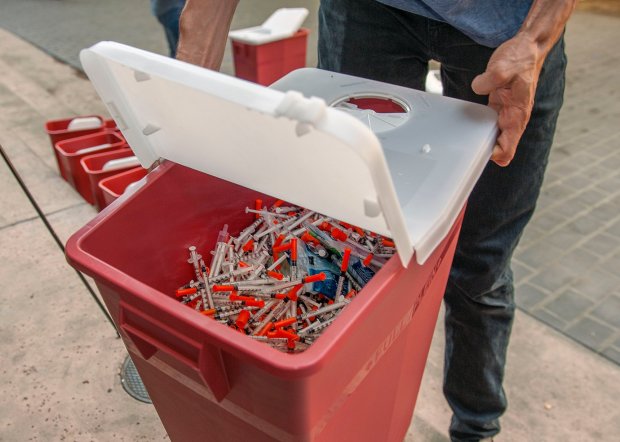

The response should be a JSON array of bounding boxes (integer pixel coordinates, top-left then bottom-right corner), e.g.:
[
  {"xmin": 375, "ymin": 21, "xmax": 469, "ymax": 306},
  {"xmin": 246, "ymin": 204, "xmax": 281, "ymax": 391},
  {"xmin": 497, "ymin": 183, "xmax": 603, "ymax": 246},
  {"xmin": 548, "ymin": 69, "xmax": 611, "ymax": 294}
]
[
  {"xmin": 79, "ymin": 42, "xmax": 497, "ymax": 267},
  {"xmin": 228, "ymin": 8, "xmax": 308, "ymax": 45}
]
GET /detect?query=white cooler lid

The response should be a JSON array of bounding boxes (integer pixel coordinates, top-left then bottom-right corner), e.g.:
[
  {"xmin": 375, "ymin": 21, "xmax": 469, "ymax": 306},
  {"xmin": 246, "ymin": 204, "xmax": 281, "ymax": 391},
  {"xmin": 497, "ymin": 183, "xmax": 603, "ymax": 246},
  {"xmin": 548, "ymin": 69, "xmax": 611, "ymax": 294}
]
[
  {"xmin": 79, "ymin": 42, "xmax": 497, "ymax": 267},
  {"xmin": 228, "ymin": 8, "xmax": 308, "ymax": 45}
]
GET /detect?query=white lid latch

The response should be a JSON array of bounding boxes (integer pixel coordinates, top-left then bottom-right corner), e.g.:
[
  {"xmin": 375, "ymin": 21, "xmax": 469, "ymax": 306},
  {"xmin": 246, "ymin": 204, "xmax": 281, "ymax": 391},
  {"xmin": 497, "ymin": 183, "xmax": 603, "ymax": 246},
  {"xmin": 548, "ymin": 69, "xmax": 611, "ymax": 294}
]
[{"xmin": 274, "ymin": 91, "xmax": 327, "ymax": 136}]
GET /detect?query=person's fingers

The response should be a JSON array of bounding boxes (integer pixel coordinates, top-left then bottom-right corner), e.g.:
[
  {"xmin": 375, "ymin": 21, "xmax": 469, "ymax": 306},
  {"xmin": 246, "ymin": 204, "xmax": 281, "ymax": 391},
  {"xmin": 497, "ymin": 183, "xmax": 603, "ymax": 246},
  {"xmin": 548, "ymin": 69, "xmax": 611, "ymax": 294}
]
[
  {"xmin": 472, "ymin": 72, "xmax": 496, "ymax": 96},
  {"xmin": 492, "ymin": 116, "xmax": 523, "ymax": 166},
  {"xmin": 490, "ymin": 144, "xmax": 511, "ymax": 167},
  {"xmin": 491, "ymin": 102, "xmax": 529, "ymax": 166},
  {"xmin": 472, "ymin": 65, "xmax": 513, "ymax": 96}
]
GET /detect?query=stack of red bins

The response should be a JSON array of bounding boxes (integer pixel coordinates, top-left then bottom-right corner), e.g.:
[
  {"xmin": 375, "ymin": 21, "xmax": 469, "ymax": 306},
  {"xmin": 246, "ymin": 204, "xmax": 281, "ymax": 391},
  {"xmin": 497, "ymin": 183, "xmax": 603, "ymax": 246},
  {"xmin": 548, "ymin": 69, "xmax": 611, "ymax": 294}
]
[{"xmin": 44, "ymin": 115, "xmax": 146, "ymax": 210}]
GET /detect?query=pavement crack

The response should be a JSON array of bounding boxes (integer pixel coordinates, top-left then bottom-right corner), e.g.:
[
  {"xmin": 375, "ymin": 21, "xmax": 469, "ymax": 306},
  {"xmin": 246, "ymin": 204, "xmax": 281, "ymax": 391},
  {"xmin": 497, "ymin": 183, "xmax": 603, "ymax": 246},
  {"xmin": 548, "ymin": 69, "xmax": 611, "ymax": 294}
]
[{"xmin": 0, "ymin": 215, "xmax": 40, "ymax": 231}]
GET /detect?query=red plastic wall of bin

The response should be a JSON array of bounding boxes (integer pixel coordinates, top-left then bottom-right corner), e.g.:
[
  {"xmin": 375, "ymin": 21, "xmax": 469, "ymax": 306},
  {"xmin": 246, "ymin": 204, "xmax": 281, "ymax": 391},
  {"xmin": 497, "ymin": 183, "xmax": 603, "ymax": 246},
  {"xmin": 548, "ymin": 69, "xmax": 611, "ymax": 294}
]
[
  {"xmin": 54, "ymin": 131, "xmax": 127, "ymax": 204},
  {"xmin": 45, "ymin": 115, "xmax": 105, "ymax": 180},
  {"xmin": 66, "ymin": 161, "xmax": 464, "ymax": 442},
  {"xmin": 80, "ymin": 148, "xmax": 136, "ymax": 211},
  {"xmin": 98, "ymin": 167, "xmax": 147, "ymax": 208},
  {"xmin": 232, "ymin": 29, "xmax": 309, "ymax": 86},
  {"xmin": 103, "ymin": 118, "xmax": 118, "ymax": 131}
]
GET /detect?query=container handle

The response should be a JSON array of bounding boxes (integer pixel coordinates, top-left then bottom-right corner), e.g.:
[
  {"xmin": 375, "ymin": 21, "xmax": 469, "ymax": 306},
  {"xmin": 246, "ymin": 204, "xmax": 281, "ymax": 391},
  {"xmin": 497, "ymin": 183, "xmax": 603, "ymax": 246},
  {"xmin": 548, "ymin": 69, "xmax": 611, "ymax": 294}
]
[{"xmin": 119, "ymin": 301, "xmax": 230, "ymax": 402}]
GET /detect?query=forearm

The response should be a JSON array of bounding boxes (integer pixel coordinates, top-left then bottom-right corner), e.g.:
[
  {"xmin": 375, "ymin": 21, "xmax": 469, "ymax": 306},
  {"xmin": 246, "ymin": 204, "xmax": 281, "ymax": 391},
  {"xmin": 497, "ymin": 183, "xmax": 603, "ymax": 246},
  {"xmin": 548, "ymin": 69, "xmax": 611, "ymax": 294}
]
[
  {"xmin": 176, "ymin": 0, "xmax": 239, "ymax": 69},
  {"xmin": 517, "ymin": 0, "xmax": 577, "ymax": 57}
]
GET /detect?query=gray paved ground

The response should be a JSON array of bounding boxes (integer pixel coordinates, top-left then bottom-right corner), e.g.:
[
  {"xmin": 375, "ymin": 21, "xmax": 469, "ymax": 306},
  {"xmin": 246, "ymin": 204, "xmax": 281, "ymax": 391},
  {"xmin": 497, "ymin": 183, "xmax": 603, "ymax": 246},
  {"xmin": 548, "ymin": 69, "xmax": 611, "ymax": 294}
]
[
  {"xmin": 512, "ymin": 13, "xmax": 620, "ymax": 364},
  {"xmin": 0, "ymin": 3, "xmax": 619, "ymax": 442}
]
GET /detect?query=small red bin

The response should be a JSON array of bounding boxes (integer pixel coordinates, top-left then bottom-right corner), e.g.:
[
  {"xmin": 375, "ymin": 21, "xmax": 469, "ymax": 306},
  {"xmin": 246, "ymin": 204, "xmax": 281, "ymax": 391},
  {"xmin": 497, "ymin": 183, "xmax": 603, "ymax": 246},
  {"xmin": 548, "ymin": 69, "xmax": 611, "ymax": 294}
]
[
  {"xmin": 81, "ymin": 148, "xmax": 137, "ymax": 211},
  {"xmin": 103, "ymin": 118, "xmax": 118, "ymax": 131},
  {"xmin": 232, "ymin": 29, "xmax": 309, "ymax": 86},
  {"xmin": 98, "ymin": 166, "xmax": 147, "ymax": 208},
  {"xmin": 45, "ymin": 115, "xmax": 105, "ymax": 180},
  {"xmin": 55, "ymin": 131, "xmax": 127, "ymax": 204}
]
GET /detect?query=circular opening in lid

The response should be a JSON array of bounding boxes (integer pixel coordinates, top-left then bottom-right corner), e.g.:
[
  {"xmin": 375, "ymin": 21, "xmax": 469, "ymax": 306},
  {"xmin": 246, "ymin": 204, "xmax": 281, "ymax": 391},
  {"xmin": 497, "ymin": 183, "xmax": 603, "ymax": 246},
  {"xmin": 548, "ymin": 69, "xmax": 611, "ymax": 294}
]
[
  {"xmin": 332, "ymin": 94, "xmax": 410, "ymax": 133},
  {"xmin": 331, "ymin": 94, "xmax": 409, "ymax": 113}
]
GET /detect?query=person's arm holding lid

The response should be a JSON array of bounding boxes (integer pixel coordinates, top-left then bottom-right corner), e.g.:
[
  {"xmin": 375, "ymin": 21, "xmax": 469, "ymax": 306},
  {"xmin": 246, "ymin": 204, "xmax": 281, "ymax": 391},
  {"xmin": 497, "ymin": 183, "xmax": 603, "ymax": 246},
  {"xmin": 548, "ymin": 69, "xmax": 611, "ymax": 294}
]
[
  {"xmin": 176, "ymin": 0, "xmax": 239, "ymax": 69},
  {"xmin": 472, "ymin": 0, "xmax": 576, "ymax": 167}
]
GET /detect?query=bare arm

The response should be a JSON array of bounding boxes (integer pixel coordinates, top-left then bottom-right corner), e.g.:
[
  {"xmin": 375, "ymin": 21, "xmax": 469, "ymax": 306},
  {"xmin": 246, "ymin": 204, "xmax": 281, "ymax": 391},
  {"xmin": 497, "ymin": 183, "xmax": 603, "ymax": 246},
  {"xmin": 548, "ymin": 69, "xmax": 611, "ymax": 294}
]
[
  {"xmin": 472, "ymin": 0, "xmax": 577, "ymax": 167},
  {"xmin": 176, "ymin": 0, "xmax": 239, "ymax": 69}
]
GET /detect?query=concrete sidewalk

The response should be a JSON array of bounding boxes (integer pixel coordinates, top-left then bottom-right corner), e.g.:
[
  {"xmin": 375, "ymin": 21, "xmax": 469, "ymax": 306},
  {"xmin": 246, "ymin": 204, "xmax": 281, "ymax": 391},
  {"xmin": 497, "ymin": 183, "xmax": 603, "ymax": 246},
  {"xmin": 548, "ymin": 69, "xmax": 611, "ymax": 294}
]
[{"xmin": 1, "ymin": 10, "xmax": 619, "ymax": 442}]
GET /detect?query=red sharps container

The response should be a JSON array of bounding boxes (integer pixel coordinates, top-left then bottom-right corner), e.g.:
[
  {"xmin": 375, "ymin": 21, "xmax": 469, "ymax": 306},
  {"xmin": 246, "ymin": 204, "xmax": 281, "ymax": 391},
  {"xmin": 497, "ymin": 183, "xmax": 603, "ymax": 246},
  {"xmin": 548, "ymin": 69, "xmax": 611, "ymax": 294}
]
[
  {"xmin": 67, "ymin": 43, "xmax": 497, "ymax": 442},
  {"xmin": 229, "ymin": 8, "xmax": 309, "ymax": 85}
]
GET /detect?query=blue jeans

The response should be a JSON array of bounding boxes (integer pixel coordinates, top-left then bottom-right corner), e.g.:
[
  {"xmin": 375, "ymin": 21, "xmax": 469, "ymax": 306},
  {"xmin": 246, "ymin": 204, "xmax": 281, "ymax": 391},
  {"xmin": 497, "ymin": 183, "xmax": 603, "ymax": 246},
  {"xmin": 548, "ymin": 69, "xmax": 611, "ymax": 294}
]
[
  {"xmin": 318, "ymin": 1, "xmax": 566, "ymax": 440},
  {"xmin": 154, "ymin": 3, "xmax": 184, "ymax": 58}
]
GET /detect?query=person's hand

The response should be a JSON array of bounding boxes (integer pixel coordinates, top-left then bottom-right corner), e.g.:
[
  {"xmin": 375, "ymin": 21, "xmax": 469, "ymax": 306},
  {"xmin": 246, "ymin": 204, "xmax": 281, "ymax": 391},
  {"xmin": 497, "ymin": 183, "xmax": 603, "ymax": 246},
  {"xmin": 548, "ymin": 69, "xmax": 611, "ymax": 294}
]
[{"xmin": 472, "ymin": 34, "xmax": 545, "ymax": 167}]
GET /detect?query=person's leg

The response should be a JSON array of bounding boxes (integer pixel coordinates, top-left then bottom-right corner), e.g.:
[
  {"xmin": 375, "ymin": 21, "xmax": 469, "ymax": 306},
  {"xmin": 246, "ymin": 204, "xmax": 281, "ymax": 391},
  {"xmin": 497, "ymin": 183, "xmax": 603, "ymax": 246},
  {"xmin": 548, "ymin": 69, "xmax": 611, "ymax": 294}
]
[
  {"xmin": 156, "ymin": 3, "xmax": 184, "ymax": 57},
  {"xmin": 318, "ymin": 0, "xmax": 430, "ymax": 90},
  {"xmin": 437, "ymin": 26, "xmax": 567, "ymax": 441}
]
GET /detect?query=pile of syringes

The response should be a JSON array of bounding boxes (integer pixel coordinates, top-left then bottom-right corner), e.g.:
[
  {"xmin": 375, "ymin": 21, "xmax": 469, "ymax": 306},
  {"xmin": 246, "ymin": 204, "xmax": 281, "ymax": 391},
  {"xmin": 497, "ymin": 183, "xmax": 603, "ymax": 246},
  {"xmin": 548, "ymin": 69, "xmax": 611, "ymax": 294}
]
[{"xmin": 174, "ymin": 199, "xmax": 396, "ymax": 353}]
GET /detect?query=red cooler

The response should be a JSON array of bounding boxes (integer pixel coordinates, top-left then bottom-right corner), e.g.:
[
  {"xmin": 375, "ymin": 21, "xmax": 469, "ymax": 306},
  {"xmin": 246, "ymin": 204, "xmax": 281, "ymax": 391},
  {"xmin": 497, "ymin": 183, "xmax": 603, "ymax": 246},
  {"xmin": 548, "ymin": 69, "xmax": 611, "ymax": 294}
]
[{"xmin": 68, "ymin": 43, "xmax": 497, "ymax": 441}]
